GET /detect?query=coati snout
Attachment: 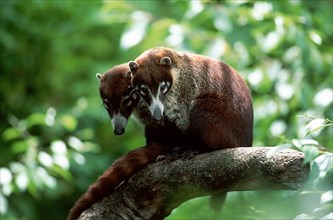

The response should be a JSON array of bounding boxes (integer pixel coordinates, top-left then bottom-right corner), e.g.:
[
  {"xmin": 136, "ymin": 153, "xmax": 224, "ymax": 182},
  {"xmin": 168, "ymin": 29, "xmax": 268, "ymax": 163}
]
[{"xmin": 111, "ymin": 114, "xmax": 127, "ymax": 135}]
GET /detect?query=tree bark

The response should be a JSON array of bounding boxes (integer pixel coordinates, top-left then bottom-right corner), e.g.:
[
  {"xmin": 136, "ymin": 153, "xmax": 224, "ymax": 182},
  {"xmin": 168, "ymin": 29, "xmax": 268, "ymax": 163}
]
[{"xmin": 79, "ymin": 147, "xmax": 309, "ymax": 220}]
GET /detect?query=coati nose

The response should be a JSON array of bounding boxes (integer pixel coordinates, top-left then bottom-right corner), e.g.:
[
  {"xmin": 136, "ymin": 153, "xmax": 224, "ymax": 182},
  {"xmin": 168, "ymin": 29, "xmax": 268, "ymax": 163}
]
[
  {"xmin": 152, "ymin": 108, "xmax": 163, "ymax": 121},
  {"xmin": 111, "ymin": 115, "xmax": 128, "ymax": 135},
  {"xmin": 114, "ymin": 127, "xmax": 125, "ymax": 135}
]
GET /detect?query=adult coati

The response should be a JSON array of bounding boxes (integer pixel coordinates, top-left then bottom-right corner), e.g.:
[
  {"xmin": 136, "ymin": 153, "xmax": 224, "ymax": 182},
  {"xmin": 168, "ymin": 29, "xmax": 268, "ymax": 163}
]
[
  {"xmin": 128, "ymin": 47, "xmax": 253, "ymax": 210},
  {"xmin": 67, "ymin": 64, "xmax": 182, "ymax": 220},
  {"xmin": 129, "ymin": 47, "xmax": 253, "ymax": 151}
]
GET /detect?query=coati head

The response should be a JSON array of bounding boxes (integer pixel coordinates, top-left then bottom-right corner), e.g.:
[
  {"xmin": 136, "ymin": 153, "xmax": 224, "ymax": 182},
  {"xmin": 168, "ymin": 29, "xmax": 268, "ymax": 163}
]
[
  {"xmin": 97, "ymin": 64, "xmax": 140, "ymax": 135},
  {"xmin": 127, "ymin": 48, "xmax": 174, "ymax": 121}
]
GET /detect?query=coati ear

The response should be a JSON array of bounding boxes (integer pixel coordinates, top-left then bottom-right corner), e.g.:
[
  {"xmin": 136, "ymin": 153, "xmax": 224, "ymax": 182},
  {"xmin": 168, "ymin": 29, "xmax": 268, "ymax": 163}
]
[
  {"xmin": 96, "ymin": 73, "xmax": 102, "ymax": 81},
  {"xmin": 125, "ymin": 70, "xmax": 132, "ymax": 79},
  {"xmin": 129, "ymin": 61, "xmax": 139, "ymax": 72},
  {"xmin": 160, "ymin": 57, "xmax": 172, "ymax": 66}
]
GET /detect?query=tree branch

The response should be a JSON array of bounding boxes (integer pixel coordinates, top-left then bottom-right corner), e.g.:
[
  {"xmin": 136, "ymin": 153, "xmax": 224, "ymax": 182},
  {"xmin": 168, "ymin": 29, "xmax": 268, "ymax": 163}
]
[{"xmin": 79, "ymin": 147, "xmax": 309, "ymax": 220}]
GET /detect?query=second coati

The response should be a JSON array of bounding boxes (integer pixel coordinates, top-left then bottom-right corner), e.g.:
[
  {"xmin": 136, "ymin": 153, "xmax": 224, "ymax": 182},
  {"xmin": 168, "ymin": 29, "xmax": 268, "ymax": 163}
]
[
  {"xmin": 67, "ymin": 143, "xmax": 169, "ymax": 220},
  {"xmin": 96, "ymin": 63, "xmax": 139, "ymax": 135},
  {"xmin": 67, "ymin": 64, "xmax": 172, "ymax": 220},
  {"xmin": 128, "ymin": 47, "xmax": 253, "ymax": 211},
  {"xmin": 68, "ymin": 63, "xmax": 186, "ymax": 220}
]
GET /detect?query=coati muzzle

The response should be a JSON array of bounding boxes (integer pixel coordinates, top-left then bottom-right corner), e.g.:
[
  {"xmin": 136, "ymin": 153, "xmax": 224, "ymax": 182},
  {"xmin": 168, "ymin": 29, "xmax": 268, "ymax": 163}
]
[
  {"xmin": 111, "ymin": 114, "xmax": 128, "ymax": 135},
  {"xmin": 149, "ymin": 95, "xmax": 164, "ymax": 121},
  {"xmin": 152, "ymin": 107, "xmax": 163, "ymax": 121}
]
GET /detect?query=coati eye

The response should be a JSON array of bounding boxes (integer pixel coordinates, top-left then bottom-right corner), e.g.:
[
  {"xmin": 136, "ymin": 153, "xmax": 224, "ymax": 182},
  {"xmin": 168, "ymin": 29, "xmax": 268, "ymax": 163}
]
[
  {"xmin": 160, "ymin": 81, "xmax": 170, "ymax": 94},
  {"xmin": 139, "ymin": 85, "xmax": 149, "ymax": 96}
]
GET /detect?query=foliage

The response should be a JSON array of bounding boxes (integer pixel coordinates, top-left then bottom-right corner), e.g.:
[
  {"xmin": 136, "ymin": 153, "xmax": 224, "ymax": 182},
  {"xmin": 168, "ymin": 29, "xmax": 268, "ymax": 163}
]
[{"xmin": 0, "ymin": 0, "xmax": 332, "ymax": 219}]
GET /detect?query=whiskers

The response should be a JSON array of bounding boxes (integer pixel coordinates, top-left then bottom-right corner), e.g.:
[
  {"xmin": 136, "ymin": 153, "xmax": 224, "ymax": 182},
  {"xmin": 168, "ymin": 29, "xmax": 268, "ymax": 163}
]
[
  {"xmin": 99, "ymin": 114, "xmax": 110, "ymax": 124},
  {"xmin": 96, "ymin": 102, "xmax": 110, "ymax": 124}
]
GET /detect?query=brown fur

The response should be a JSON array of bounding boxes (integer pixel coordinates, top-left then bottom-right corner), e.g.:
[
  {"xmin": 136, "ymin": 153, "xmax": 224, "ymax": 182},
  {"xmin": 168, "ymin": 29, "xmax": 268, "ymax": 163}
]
[
  {"xmin": 97, "ymin": 64, "xmax": 140, "ymax": 135},
  {"xmin": 68, "ymin": 64, "xmax": 176, "ymax": 220},
  {"xmin": 68, "ymin": 46, "xmax": 253, "ymax": 218},
  {"xmin": 129, "ymin": 47, "xmax": 253, "ymax": 211},
  {"xmin": 68, "ymin": 64, "xmax": 149, "ymax": 220},
  {"xmin": 129, "ymin": 47, "xmax": 253, "ymax": 151}
]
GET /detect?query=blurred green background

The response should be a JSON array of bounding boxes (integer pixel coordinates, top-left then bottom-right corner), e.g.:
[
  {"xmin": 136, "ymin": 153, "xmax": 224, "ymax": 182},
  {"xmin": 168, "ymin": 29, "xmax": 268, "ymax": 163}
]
[{"xmin": 1, "ymin": 0, "xmax": 332, "ymax": 219}]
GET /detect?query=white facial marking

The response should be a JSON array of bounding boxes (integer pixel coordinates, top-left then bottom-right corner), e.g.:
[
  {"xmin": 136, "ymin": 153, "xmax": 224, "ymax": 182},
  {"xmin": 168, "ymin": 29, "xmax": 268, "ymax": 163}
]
[{"xmin": 150, "ymin": 85, "xmax": 164, "ymax": 117}]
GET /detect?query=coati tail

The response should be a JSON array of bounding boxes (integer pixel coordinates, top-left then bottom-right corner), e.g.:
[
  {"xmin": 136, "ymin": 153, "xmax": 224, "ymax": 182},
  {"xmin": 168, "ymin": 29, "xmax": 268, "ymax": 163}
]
[{"xmin": 67, "ymin": 143, "xmax": 167, "ymax": 220}]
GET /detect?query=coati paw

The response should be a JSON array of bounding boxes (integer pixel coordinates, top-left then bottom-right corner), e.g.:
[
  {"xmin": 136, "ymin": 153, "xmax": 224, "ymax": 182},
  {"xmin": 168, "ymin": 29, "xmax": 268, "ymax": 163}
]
[
  {"xmin": 180, "ymin": 149, "xmax": 199, "ymax": 159},
  {"xmin": 156, "ymin": 147, "xmax": 199, "ymax": 162},
  {"xmin": 156, "ymin": 147, "xmax": 182, "ymax": 162},
  {"xmin": 156, "ymin": 154, "xmax": 166, "ymax": 162}
]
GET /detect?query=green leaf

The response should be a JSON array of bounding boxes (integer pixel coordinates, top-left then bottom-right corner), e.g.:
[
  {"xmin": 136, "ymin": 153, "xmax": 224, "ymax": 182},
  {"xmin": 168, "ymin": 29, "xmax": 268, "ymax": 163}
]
[
  {"xmin": 305, "ymin": 118, "xmax": 326, "ymax": 135},
  {"xmin": 51, "ymin": 165, "xmax": 72, "ymax": 180},
  {"xmin": 267, "ymin": 144, "xmax": 292, "ymax": 158},
  {"xmin": 294, "ymin": 213, "xmax": 314, "ymax": 220},
  {"xmin": 60, "ymin": 115, "xmax": 78, "ymax": 132},
  {"xmin": 321, "ymin": 190, "xmax": 333, "ymax": 204},
  {"xmin": 2, "ymin": 127, "xmax": 21, "ymax": 141},
  {"xmin": 313, "ymin": 153, "xmax": 333, "ymax": 180},
  {"xmin": 313, "ymin": 203, "xmax": 333, "ymax": 215},
  {"xmin": 302, "ymin": 145, "xmax": 319, "ymax": 165},
  {"xmin": 10, "ymin": 140, "xmax": 29, "ymax": 154},
  {"xmin": 0, "ymin": 194, "xmax": 8, "ymax": 215},
  {"xmin": 25, "ymin": 113, "xmax": 46, "ymax": 128}
]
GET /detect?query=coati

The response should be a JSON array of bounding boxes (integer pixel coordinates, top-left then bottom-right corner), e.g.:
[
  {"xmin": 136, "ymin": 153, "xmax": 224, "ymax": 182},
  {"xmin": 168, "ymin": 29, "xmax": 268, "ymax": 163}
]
[
  {"xmin": 96, "ymin": 63, "xmax": 138, "ymax": 135},
  {"xmin": 67, "ymin": 64, "xmax": 181, "ymax": 220},
  {"xmin": 128, "ymin": 47, "xmax": 253, "ymax": 211},
  {"xmin": 128, "ymin": 47, "xmax": 253, "ymax": 152}
]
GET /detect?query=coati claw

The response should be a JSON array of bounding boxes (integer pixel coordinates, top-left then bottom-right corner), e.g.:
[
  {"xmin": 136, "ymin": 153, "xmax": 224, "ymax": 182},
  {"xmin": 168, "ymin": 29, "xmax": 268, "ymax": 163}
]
[
  {"xmin": 181, "ymin": 150, "xmax": 199, "ymax": 159},
  {"xmin": 156, "ymin": 155, "xmax": 166, "ymax": 162},
  {"xmin": 156, "ymin": 147, "xmax": 198, "ymax": 161}
]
